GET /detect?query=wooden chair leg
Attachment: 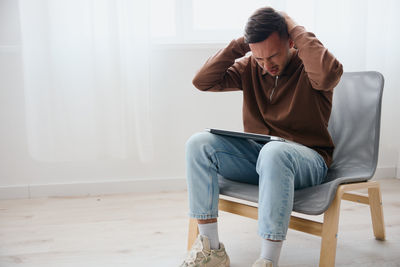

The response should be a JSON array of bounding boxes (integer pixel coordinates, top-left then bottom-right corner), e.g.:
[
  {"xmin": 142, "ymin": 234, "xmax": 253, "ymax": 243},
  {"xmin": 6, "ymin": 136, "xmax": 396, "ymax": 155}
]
[
  {"xmin": 187, "ymin": 218, "xmax": 199, "ymax": 250},
  {"xmin": 368, "ymin": 185, "xmax": 386, "ymax": 240},
  {"xmin": 319, "ymin": 192, "xmax": 342, "ymax": 267}
]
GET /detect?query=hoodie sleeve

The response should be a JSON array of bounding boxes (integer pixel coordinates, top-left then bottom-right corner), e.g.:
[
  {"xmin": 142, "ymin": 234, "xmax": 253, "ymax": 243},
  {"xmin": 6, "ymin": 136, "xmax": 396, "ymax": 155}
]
[{"xmin": 192, "ymin": 37, "xmax": 251, "ymax": 92}]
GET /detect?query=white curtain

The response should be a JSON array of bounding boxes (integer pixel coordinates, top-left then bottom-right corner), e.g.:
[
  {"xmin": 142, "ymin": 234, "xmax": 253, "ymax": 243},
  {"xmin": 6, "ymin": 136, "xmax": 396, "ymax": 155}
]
[
  {"xmin": 19, "ymin": 0, "xmax": 153, "ymax": 162},
  {"xmin": 17, "ymin": 0, "xmax": 400, "ymax": 171}
]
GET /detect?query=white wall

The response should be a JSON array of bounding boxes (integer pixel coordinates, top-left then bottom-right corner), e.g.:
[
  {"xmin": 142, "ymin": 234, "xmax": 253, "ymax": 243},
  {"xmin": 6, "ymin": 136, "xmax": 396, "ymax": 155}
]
[{"xmin": 0, "ymin": 0, "xmax": 399, "ymax": 199}]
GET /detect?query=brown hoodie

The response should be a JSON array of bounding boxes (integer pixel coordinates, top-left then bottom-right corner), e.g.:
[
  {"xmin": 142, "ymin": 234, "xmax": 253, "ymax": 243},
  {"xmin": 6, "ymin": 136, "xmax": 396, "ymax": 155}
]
[{"xmin": 192, "ymin": 26, "xmax": 343, "ymax": 167}]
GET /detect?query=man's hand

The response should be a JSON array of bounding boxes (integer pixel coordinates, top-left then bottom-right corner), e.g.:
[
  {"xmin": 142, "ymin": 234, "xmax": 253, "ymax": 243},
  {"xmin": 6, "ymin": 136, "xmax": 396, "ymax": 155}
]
[{"xmin": 278, "ymin": 11, "xmax": 298, "ymax": 32}]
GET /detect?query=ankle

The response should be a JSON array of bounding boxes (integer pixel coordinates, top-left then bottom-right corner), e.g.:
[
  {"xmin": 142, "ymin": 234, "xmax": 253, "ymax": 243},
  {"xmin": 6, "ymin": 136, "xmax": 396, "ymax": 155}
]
[
  {"xmin": 198, "ymin": 218, "xmax": 217, "ymax": 224},
  {"xmin": 198, "ymin": 222, "xmax": 220, "ymax": 250}
]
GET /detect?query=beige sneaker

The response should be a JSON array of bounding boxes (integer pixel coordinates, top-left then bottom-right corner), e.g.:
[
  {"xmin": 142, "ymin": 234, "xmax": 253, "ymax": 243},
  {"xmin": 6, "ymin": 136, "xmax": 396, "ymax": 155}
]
[
  {"xmin": 252, "ymin": 258, "xmax": 273, "ymax": 267},
  {"xmin": 180, "ymin": 235, "xmax": 230, "ymax": 267}
]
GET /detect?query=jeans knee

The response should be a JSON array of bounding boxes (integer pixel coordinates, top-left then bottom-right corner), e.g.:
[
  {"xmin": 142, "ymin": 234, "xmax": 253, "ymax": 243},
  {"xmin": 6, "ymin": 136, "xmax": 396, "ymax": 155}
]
[
  {"xmin": 185, "ymin": 132, "xmax": 215, "ymax": 157},
  {"xmin": 258, "ymin": 141, "xmax": 292, "ymax": 163},
  {"xmin": 256, "ymin": 142, "xmax": 295, "ymax": 175}
]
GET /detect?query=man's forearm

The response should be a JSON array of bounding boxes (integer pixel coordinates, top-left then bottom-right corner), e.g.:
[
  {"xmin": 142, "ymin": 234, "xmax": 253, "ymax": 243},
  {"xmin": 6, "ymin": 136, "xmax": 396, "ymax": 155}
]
[
  {"xmin": 281, "ymin": 11, "xmax": 343, "ymax": 91},
  {"xmin": 192, "ymin": 38, "xmax": 250, "ymax": 92},
  {"xmin": 289, "ymin": 25, "xmax": 343, "ymax": 91}
]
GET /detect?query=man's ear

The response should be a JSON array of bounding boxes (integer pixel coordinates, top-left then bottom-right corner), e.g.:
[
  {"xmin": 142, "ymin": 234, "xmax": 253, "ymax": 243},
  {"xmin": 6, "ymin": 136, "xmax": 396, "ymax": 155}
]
[{"xmin": 288, "ymin": 38, "xmax": 295, "ymax": 49}]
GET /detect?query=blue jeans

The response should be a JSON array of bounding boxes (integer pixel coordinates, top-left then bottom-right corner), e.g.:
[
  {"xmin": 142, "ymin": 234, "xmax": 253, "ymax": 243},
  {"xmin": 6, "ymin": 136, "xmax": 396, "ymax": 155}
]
[{"xmin": 185, "ymin": 132, "xmax": 328, "ymax": 240}]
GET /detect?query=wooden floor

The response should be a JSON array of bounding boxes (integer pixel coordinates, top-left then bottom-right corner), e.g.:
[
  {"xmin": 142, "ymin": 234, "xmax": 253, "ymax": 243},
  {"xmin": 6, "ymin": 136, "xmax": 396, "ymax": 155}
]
[{"xmin": 1, "ymin": 178, "xmax": 400, "ymax": 267}]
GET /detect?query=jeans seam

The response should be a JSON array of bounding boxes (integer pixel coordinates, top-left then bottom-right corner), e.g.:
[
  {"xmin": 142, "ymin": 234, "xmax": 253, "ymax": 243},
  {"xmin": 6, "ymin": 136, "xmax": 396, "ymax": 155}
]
[{"xmin": 207, "ymin": 154, "xmax": 215, "ymax": 212}]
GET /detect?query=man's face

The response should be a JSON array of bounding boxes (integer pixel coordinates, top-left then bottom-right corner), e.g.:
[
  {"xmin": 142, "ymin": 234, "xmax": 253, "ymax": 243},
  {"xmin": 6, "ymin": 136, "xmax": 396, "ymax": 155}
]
[{"xmin": 249, "ymin": 32, "xmax": 294, "ymax": 76}]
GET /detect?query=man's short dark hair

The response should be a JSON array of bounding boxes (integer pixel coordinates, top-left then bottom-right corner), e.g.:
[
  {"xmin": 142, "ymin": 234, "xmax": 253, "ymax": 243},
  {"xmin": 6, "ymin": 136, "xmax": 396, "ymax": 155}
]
[{"xmin": 244, "ymin": 7, "xmax": 289, "ymax": 44}]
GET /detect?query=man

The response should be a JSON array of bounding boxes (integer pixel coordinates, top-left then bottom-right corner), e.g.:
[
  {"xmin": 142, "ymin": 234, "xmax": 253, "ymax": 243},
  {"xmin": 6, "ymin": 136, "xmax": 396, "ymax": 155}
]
[{"xmin": 181, "ymin": 7, "xmax": 343, "ymax": 267}]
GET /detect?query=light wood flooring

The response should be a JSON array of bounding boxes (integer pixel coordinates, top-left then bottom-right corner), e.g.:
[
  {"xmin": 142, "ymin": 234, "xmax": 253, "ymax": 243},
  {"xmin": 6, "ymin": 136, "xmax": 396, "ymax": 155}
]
[{"xmin": 1, "ymin": 178, "xmax": 400, "ymax": 267}]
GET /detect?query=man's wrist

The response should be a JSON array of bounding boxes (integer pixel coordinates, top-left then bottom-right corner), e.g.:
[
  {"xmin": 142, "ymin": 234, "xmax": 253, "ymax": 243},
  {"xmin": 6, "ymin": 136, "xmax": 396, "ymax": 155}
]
[{"xmin": 235, "ymin": 37, "xmax": 251, "ymax": 54}]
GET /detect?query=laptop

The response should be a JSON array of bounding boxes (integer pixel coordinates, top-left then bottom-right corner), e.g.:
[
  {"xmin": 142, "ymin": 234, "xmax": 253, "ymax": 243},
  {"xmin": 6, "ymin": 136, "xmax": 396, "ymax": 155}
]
[{"xmin": 205, "ymin": 128, "xmax": 287, "ymax": 143}]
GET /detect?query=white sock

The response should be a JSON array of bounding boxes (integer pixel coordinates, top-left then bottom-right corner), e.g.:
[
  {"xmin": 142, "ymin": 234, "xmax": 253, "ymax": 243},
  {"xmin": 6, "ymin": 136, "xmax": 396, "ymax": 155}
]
[
  {"xmin": 260, "ymin": 239, "xmax": 283, "ymax": 266},
  {"xmin": 198, "ymin": 222, "xmax": 220, "ymax": 250}
]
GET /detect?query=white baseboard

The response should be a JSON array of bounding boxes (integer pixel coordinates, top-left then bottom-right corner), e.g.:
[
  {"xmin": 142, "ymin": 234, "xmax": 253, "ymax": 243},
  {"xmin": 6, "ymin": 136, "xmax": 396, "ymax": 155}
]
[
  {"xmin": 0, "ymin": 177, "xmax": 187, "ymax": 200},
  {"xmin": 373, "ymin": 166, "xmax": 397, "ymax": 180},
  {"xmin": 0, "ymin": 185, "xmax": 30, "ymax": 200},
  {"xmin": 0, "ymin": 166, "xmax": 398, "ymax": 200}
]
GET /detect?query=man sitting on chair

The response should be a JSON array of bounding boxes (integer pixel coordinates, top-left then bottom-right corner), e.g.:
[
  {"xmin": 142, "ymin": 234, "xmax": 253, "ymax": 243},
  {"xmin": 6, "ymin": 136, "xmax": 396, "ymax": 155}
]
[{"xmin": 181, "ymin": 7, "xmax": 343, "ymax": 267}]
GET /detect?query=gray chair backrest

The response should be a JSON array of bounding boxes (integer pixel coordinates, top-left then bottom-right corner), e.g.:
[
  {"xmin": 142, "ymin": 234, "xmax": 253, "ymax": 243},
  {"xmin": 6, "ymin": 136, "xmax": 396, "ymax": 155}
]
[{"xmin": 326, "ymin": 71, "xmax": 384, "ymax": 182}]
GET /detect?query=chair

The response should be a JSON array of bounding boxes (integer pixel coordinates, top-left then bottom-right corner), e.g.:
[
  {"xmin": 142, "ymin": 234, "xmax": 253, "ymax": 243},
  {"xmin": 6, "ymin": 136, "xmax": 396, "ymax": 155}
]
[{"xmin": 187, "ymin": 71, "xmax": 386, "ymax": 267}]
